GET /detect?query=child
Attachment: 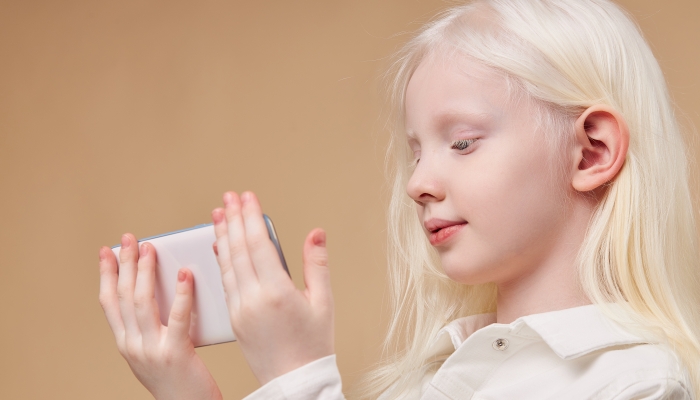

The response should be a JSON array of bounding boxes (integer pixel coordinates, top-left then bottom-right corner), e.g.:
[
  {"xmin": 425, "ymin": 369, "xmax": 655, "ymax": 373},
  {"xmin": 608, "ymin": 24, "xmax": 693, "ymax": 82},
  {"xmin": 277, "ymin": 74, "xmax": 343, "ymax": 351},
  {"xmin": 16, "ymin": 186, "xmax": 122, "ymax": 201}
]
[{"xmin": 99, "ymin": 0, "xmax": 700, "ymax": 398}]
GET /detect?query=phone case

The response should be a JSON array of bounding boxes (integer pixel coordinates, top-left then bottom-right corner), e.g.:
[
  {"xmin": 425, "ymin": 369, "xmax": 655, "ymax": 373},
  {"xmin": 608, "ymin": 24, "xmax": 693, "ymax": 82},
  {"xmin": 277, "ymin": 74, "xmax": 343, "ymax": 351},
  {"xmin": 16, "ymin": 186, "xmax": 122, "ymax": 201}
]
[
  {"xmin": 111, "ymin": 223, "xmax": 234, "ymax": 347},
  {"xmin": 111, "ymin": 215, "xmax": 289, "ymax": 347}
]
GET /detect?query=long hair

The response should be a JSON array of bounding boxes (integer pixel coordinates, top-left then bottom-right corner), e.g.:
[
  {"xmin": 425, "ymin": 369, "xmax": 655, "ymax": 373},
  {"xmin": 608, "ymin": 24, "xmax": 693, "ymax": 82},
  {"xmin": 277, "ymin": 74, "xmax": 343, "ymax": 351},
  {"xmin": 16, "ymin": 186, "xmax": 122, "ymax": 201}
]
[{"xmin": 361, "ymin": 0, "xmax": 700, "ymax": 397}]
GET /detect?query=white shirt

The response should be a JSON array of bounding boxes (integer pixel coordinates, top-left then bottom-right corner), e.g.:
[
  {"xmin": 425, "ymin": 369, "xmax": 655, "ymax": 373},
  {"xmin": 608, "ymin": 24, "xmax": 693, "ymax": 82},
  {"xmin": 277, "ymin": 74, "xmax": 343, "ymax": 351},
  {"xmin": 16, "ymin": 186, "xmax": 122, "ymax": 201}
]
[{"xmin": 244, "ymin": 305, "xmax": 692, "ymax": 399}]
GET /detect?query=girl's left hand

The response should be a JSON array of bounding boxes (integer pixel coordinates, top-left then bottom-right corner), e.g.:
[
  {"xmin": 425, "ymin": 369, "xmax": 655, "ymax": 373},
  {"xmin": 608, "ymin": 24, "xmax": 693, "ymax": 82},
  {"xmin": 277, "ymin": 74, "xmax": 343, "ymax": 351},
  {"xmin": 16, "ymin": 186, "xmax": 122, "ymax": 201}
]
[
  {"xmin": 98, "ymin": 237, "xmax": 222, "ymax": 400},
  {"xmin": 211, "ymin": 191, "xmax": 335, "ymax": 386}
]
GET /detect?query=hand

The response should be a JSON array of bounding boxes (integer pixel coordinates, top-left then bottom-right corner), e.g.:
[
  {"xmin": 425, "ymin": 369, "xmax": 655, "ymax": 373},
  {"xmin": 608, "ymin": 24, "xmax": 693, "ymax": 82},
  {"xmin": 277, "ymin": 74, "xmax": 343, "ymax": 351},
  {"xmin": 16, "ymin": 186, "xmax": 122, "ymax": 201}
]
[
  {"xmin": 98, "ymin": 235, "xmax": 222, "ymax": 400},
  {"xmin": 211, "ymin": 191, "xmax": 334, "ymax": 385}
]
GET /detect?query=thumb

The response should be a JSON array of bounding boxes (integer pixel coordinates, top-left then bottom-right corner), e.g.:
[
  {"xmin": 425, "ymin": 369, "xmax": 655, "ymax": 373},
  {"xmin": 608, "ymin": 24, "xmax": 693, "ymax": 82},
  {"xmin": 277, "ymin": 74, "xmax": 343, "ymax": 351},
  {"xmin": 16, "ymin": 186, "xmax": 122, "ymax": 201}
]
[
  {"xmin": 166, "ymin": 268, "xmax": 194, "ymax": 345},
  {"xmin": 302, "ymin": 228, "xmax": 332, "ymax": 307}
]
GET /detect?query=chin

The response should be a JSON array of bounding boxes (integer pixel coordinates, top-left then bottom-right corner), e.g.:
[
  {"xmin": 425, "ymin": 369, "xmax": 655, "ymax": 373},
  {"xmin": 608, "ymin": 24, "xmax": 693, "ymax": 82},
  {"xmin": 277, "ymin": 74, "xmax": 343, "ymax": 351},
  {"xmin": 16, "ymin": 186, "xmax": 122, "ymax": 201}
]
[{"xmin": 440, "ymin": 258, "xmax": 494, "ymax": 285}]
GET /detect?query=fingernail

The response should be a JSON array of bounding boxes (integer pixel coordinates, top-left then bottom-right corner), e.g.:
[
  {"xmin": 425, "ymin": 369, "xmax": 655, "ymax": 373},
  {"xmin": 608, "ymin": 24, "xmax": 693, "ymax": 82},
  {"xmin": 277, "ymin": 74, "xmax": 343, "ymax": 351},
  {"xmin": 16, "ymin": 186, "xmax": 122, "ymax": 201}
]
[
  {"xmin": 223, "ymin": 192, "xmax": 235, "ymax": 205},
  {"xmin": 313, "ymin": 230, "xmax": 326, "ymax": 247},
  {"xmin": 121, "ymin": 234, "xmax": 130, "ymax": 249},
  {"xmin": 212, "ymin": 208, "xmax": 224, "ymax": 223},
  {"xmin": 241, "ymin": 192, "xmax": 250, "ymax": 203},
  {"xmin": 99, "ymin": 247, "xmax": 106, "ymax": 261},
  {"xmin": 140, "ymin": 243, "xmax": 149, "ymax": 256},
  {"xmin": 178, "ymin": 269, "xmax": 186, "ymax": 282}
]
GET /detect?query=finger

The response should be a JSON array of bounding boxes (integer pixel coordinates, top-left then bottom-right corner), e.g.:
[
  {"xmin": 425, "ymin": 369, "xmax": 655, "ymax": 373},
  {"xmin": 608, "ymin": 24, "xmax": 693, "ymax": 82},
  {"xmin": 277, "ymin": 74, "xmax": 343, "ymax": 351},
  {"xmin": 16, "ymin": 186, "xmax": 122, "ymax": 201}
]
[
  {"xmin": 99, "ymin": 246, "xmax": 125, "ymax": 338},
  {"xmin": 302, "ymin": 229, "xmax": 333, "ymax": 308},
  {"xmin": 212, "ymin": 208, "xmax": 239, "ymax": 308},
  {"xmin": 117, "ymin": 233, "xmax": 141, "ymax": 337},
  {"xmin": 166, "ymin": 268, "xmax": 194, "ymax": 345},
  {"xmin": 223, "ymin": 191, "xmax": 258, "ymax": 289},
  {"xmin": 240, "ymin": 191, "xmax": 287, "ymax": 283},
  {"xmin": 133, "ymin": 243, "xmax": 162, "ymax": 343},
  {"xmin": 212, "ymin": 242, "xmax": 218, "ymax": 256}
]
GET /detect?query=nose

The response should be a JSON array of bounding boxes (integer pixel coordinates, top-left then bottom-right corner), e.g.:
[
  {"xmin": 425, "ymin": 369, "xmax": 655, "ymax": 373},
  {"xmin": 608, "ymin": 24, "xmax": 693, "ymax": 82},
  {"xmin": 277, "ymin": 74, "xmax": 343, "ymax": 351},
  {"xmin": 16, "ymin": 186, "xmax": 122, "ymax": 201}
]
[{"xmin": 406, "ymin": 158, "xmax": 445, "ymax": 206}]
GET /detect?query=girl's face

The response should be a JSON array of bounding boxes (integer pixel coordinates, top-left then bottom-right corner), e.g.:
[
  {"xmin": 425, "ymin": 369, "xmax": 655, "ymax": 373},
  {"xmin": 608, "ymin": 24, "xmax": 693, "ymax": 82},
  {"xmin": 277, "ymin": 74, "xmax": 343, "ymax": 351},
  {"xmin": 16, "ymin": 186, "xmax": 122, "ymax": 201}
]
[{"xmin": 405, "ymin": 55, "xmax": 572, "ymax": 286}]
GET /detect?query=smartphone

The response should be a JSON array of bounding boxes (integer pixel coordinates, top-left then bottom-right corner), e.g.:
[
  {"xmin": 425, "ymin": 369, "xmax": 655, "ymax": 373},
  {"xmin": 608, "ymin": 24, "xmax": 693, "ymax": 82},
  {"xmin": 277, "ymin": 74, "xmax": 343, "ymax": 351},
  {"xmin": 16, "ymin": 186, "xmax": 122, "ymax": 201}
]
[{"xmin": 110, "ymin": 214, "xmax": 288, "ymax": 347}]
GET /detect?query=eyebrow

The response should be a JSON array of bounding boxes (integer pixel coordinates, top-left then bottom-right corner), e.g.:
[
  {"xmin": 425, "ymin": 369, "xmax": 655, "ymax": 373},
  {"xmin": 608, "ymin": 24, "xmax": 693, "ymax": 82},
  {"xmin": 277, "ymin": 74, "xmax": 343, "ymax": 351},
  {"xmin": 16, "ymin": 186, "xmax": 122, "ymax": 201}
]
[
  {"xmin": 434, "ymin": 110, "xmax": 493, "ymax": 131},
  {"xmin": 406, "ymin": 110, "xmax": 494, "ymax": 140}
]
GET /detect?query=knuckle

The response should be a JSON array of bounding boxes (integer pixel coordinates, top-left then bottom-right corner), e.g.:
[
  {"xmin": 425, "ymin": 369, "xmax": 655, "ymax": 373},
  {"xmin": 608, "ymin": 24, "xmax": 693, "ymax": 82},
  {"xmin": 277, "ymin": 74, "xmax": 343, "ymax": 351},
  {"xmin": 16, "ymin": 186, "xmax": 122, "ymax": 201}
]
[
  {"xmin": 169, "ymin": 309, "xmax": 188, "ymax": 324},
  {"xmin": 117, "ymin": 345, "xmax": 128, "ymax": 359},
  {"xmin": 98, "ymin": 294, "xmax": 112, "ymax": 310},
  {"xmin": 217, "ymin": 270, "xmax": 236, "ymax": 296},
  {"xmin": 115, "ymin": 337, "xmax": 127, "ymax": 356},
  {"xmin": 311, "ymin": 251, "xmax": 329, "ymax": 267},
  {"xmin": 318, "ymin": 298, "xmax": 335, "ymax": 315},
  {"xmin": 123, "ymin": 341, "xmax": 141, "ymax": 360},
  {"xmin": 143, "ymin": 347, "xmax": 160, "ymax": 364},
  {"xmin": 228, "ymin": 240, "xmax": 248, "ymax": 259},
  {"xmin": 161, "ymin": 350, "xmax": 176, "ymax": 366},
  {"xmin": 116, "ymin": 287, "xmax": 131, "ymax": 303},
  {"xmin": 118, "ymin": 248, "xmax": 134, "ymax": 265},
  {"xmin": 265, "ymin": 290, "xmax": 288, "ymax": 310},
  {"xmin": 133, "ymin": 294, "xmax": 150, "ymax": 310},
  {"xmin": 246, "ymin": 231, "xmax": 269, "ymax": 249},
  {"xmin": 219, "ymin": 263, "xmax": 234, "ymax": 278},
  {"xmin": 238, "ymin": 303, "xmax": 258, "ymax": 320}
]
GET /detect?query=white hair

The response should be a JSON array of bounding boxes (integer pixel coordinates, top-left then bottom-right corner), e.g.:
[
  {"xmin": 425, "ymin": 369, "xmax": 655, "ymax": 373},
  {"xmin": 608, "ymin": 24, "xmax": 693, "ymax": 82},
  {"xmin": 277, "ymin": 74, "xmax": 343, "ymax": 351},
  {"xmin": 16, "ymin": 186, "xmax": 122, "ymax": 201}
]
[{"xmin": 361, "ymin": 0, "xmax": 700, "ymax": 397}]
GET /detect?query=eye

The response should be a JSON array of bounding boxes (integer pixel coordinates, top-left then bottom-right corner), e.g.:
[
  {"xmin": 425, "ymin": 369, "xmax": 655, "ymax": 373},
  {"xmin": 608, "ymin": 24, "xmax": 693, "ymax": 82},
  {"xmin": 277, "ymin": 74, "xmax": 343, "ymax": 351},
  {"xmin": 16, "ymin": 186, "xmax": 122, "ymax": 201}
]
[
  {"xmin": 451, "ymin": 138, "xmax": 477, "ymax": 151},
  {"xmin": 411, "ymin": 149, "xmax": 421, "ymax": 166}
]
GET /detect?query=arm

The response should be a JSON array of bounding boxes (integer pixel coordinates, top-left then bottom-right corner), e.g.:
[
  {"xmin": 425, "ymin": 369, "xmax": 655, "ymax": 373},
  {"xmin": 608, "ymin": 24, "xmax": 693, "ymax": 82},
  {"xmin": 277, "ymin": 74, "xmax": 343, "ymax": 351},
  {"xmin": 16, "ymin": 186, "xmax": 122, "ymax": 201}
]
[
  {"xmin": 211, "ymin": 191, "xmax": 339, "ymax": 393},
  {"xmin": 98, "ymin": 235, "xmax": 222, "ymax": 400}
]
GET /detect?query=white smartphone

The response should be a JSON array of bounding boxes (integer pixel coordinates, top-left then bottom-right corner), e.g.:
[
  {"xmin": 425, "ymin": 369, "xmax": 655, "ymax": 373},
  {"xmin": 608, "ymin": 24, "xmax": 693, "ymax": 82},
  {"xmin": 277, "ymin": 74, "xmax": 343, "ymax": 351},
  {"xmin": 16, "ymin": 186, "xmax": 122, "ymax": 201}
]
[{"xmin": 111, "ymin": 214, "xmax": 288, "ymax": 347}]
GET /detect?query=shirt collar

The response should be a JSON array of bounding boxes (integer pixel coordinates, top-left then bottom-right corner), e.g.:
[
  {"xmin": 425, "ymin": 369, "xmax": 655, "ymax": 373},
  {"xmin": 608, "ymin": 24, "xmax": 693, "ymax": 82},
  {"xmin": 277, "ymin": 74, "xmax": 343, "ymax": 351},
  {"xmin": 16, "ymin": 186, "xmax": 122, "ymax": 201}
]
[{"xmin": 437, "ymin": 304, "xmax": 648, "ymax": 360}]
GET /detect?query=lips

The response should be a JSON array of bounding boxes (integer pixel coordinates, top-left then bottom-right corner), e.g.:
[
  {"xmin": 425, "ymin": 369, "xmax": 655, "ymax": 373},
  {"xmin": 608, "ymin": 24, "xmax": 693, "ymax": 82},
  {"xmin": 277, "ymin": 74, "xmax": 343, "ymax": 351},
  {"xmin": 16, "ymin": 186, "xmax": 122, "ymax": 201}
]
[{"xmin": 424, "ymin": 218, "xmax": 467, "ymax": 246}]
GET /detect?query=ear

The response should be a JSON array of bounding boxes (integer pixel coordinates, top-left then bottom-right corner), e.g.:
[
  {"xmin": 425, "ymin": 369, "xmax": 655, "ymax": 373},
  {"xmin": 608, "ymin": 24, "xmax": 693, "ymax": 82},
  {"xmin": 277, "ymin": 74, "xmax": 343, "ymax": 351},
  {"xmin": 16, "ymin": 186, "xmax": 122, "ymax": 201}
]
[{"xmin": 571, "ymin": 105, "xmax": 629, "ymax": 192}]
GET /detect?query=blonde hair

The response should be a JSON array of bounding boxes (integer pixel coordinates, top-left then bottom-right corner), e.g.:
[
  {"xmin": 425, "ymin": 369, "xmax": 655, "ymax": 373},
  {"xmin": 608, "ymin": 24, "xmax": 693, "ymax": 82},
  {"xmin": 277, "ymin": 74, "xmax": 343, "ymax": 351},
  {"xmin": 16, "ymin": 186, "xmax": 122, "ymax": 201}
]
[{"xmin": 362, "ymin": 0, "xmax": 700, "ymax": 397}]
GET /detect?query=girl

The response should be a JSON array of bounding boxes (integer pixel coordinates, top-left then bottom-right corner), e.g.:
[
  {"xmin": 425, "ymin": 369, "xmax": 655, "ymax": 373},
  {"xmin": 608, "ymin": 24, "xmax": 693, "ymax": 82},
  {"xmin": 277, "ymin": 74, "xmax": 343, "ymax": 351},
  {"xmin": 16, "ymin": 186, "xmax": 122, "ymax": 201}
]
[{"xmin": 99, "ymin": 0, "xmax": 700, "ymax": 398}]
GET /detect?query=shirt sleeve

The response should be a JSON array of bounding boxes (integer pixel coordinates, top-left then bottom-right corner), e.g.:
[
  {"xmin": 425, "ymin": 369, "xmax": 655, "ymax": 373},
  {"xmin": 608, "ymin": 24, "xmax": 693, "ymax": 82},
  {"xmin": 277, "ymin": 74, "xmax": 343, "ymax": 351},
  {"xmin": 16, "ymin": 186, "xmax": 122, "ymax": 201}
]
[
  {"xmin": 243, "ymin": 355, "xmax": 345, "ymax": 400},
  {"xmin": 598, "ymin": 368, "xmax": 692, "ymax": 400},
  {"xmin": 609, "ymin": 378, "xmax": 691, "ymax": 400}
]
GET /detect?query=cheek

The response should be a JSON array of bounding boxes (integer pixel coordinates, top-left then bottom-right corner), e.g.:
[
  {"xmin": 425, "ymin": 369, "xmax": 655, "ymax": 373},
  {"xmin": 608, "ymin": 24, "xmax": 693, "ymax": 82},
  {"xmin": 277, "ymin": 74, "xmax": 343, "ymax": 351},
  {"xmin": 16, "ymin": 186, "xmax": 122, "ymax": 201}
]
[
  {"xmin": 448, "ymin": 144, "xmax": 568, "ymax": 280},
  {"xmin": 493, "ymin": 169, "xmax": 558, "ymax": 218},
  {"xmin": 485, "ymin": 137, "xmax": 563, "ymax": 213},
  {"xmin": 486, "ymin": 158, "xmax": 563, "ymax": 237}
]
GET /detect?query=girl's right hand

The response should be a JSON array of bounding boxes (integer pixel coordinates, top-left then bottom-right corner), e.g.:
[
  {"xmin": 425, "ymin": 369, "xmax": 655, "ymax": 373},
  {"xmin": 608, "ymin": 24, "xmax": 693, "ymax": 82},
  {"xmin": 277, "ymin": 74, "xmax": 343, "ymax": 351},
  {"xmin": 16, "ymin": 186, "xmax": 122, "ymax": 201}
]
[
  {"xmin": 98, "ymin": 234, "xmax": 223, "ymax": 400},
  {"xmin": 211, "ymin": 191, "xmax": 335, "ymax": 386}
]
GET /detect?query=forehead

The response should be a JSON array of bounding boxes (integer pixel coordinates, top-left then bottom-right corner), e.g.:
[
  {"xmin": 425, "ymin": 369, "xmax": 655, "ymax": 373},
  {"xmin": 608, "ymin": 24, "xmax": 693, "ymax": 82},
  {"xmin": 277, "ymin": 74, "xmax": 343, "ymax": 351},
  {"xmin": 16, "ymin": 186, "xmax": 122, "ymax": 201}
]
[{"xmin": 404, "ymin": 54, "xmax": 513, "ymax": 138}]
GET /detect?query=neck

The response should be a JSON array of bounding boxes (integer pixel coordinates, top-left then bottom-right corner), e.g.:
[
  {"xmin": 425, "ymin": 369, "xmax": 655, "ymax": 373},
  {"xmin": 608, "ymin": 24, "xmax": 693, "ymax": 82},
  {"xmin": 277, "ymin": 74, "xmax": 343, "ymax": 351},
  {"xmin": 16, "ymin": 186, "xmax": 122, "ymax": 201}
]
[{"xmin": 494, "ymin": 196, "xmax": 594, "ymax": 324}]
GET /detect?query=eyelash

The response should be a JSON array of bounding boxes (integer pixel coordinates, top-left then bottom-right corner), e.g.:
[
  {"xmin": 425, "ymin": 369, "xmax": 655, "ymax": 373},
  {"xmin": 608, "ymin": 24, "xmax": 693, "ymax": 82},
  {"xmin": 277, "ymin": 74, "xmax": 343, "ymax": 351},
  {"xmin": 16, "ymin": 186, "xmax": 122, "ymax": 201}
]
[
  {"xmin": 411, "ymin": 138, "xmax": 478, "ymax": 166},
  {"xmin": 451, "ymin": 138, "xmax": 477, "ymax": 151}
]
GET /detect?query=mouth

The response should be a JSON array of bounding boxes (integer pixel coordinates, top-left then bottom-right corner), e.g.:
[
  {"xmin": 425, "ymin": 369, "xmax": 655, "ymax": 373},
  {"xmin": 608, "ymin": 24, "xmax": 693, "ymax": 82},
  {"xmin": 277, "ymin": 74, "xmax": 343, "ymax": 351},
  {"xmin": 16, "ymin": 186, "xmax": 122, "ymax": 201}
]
[{"xmin": 424, "ymin": 219, "xmax": 467, "ymax": 246}]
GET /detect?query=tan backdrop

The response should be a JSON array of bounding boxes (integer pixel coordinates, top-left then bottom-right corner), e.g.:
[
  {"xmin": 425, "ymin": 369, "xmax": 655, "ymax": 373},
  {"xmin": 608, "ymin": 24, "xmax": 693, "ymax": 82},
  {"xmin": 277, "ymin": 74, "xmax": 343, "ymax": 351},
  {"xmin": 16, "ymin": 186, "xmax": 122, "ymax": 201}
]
[{"xmin": 1, "ymin": 1, "xmax": 698, "ymax": 399}]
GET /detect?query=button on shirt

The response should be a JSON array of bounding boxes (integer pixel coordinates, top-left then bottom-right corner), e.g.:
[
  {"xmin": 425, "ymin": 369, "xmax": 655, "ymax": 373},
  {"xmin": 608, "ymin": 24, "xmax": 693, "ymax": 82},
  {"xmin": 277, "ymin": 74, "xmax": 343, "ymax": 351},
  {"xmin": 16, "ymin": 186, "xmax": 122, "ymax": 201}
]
[{"xmin": 244, "ymin": 305, "xmax": 692, "ymax": 399}]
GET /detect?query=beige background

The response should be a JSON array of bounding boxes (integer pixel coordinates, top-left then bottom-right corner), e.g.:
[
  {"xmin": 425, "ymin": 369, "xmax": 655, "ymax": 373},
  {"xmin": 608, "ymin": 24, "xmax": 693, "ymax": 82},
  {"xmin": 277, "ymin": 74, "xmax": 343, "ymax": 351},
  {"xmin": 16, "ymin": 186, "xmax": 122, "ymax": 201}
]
[{"xmin": 0, "ymin": 1, "xmax": 698, "ymax": 399}]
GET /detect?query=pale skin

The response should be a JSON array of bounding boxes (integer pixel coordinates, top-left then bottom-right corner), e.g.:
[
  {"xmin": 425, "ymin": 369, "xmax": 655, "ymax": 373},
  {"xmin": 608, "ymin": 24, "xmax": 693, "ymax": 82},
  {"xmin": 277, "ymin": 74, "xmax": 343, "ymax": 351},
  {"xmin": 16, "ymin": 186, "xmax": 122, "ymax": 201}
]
[
  {"xmin": 98, "ymin": 238, "xmax": 224, "ymax": 400},
  {"xmin": 98, "ymin": 54, "xmax": 629, "ymax": 395},
  {"xmin": 98, "ymin": 192, "xmax": 334, "ymax": 399},
  {"xmin": 405, "ymin": 55, "xmax": 629, "ymax": 323}
]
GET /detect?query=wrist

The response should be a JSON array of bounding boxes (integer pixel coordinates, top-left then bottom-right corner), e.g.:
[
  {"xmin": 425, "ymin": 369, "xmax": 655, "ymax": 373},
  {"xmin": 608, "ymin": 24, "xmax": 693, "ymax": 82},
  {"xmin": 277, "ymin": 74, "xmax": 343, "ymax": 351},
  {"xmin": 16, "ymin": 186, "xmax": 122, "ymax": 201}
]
[
  {"xmin": 154, "ymin": 388, "xmax": 222, "ymax": 400},
  {"xmin": 257, "ymin": 352, "xmax": 336, "ymax": 386},
  {"xmin": 151, "ymin": 379, "xmax": 223, "ymax": 400}
]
